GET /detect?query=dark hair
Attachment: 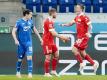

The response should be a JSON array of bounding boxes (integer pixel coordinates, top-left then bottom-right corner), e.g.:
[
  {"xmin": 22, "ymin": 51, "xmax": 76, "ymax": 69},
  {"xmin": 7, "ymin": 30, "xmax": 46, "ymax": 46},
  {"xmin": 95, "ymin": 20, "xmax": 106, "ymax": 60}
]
[
  {"xmin": 49, "ymin": 8, "xmax": 56, "ymax": 16},
  {"xmin": 23, "ymin": 9, "xmax": 32, "ymax": 16},
  {"xmin": 76, "ymin": 3, "xmax": 85, "ymax": 11}
]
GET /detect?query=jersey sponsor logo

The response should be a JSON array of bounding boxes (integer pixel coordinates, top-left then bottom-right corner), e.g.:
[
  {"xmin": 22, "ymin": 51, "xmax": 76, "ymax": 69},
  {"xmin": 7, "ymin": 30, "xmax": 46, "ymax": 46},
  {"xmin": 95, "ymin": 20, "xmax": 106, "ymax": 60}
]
[
  {"xmin": 78, "ymin": 19, "xmax": 81, "ymax": 22},
  {"xmin": 23, "ymin": 26, "xmax": 30, "ymax": 31},
  {"xmin": 76, "ymin": 19, "xmax": 81, "ymax": 24}
]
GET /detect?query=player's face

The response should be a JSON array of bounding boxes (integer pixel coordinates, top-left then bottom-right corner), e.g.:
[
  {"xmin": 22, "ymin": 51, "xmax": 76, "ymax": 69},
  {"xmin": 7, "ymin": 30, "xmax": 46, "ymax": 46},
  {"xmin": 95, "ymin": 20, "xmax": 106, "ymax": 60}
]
[
  {"xmin": 26, "ymin": 12, "xmax": 33, "ymax": 19},
  {"xmin": 52, "ymin": 12, "xmax": 57, "ymax": 19},
  {"xmin": 75, "ymin": 5, "xmax": 82, "ymax": 15}
]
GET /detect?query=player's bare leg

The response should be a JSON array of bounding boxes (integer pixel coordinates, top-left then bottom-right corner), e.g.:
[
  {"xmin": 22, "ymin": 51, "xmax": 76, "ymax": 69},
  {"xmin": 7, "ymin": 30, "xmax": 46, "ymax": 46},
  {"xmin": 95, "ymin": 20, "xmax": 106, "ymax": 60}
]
[
  {"xmin": 80, "ymin": 50, "xmax": 99, "ymax": 73},
  {"xmin": 72, "ymin": 46, "xmax": 85, "ymax": 72},
  {"xmin": 51, "ymin": 51, "xmax": 59, "ymax": 77},
  {"xmin": 44, "ymin": 54, "xmax": 52, "ymax": 77},
  {"xmin": 27, "ymin": 56, "xmax": 33, "ymax": 78}
]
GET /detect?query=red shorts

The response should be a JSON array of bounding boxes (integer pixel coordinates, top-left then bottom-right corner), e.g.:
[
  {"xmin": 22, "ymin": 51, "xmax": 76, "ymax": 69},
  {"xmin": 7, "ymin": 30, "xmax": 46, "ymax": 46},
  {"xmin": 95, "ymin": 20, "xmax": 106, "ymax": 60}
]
[
  {"xmin": 74, "ymin": 37, "xmax": 89, "ymax": 50},
  {"xmin": 42, "ymin": 44, "xmax": 58, "ymax": 55}
]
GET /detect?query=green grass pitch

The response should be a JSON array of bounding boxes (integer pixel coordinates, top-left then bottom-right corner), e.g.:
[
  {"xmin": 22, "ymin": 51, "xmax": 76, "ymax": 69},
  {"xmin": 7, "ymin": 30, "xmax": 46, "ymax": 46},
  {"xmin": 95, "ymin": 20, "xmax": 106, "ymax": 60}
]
[{"xmin": 0, "ymin": 75, "xmax": 107, "ymax": 80}]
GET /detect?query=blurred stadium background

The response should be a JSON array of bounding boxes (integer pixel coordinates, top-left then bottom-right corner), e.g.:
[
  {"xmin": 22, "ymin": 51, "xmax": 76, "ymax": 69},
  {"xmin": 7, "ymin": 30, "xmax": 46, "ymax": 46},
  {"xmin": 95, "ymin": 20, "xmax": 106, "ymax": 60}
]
[{"xmin": 0, "ymin": 0, "xmax": 107, "ymax": 77}]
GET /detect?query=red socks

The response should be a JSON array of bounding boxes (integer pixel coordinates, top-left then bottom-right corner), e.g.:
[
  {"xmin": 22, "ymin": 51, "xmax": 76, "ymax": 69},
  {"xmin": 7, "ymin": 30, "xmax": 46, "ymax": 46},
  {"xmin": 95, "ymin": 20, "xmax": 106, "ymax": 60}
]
[
  {"xmin": 84, "ymin": 54, "xmax": 95, "ymax": 65},
  {"xmin": 44, "ymin": 60, "xmax": 50, "ymax": 73},
  {"xmin": 75, "ymin": 53, "xmax": 83, "ymax": 63},
  {"xmin": 52, "ymin": 58, "xmax": 58, "ymax": 71},
  {"xmin": 44, "ymin": 58, "xmax": 58, "ymax": 73},
  {"xmin": 74, "ymin": 52, "xmax": 95, "ymax": 65}
]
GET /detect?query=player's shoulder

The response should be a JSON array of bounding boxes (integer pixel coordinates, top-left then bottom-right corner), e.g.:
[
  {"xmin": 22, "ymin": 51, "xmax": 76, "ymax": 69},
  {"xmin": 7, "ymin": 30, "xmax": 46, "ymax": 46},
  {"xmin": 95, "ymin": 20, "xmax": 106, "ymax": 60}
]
[
  {"xmin": 28, "ymin": 19, "xmax": 33, "ymax": 22},
  {"xmin": 46, "ymin": 17, "xmax": 53, "ymax": 22},
  {"xmin": 44, "ymin": 18, "xmax": 50, "ymax": 24},
  {"xmin": 28, "ymin": 19, "xmax": 33, "ymax": 24},
  {"xmin": 16, "ymin": 18, "xmax": 22, "ymax": 23},
  {"xmin": 44, "ymin": 18, "xmax": 47, "ymax": 22},
  {"xmin": 45, "ymin": 17, "xmax": 50, "ymax": 21},
  {"xmin": 81, "ymin": 14, "xmax": 89, "ymax": 19}
]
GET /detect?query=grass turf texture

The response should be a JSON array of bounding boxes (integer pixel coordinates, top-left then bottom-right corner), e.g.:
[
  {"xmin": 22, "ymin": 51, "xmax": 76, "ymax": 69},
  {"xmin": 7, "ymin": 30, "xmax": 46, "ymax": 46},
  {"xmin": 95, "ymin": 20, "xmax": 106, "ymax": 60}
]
[{"xmin": 0, "ymin": 75, "xmax": 107, "ymax": 80}]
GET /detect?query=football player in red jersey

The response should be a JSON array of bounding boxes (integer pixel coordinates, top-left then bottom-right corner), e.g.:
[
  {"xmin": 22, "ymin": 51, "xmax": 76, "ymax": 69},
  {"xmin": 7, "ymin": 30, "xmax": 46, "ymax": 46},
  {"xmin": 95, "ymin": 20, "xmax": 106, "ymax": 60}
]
[
  {"xmin": 60, "ymin": 4, "xmax": 99, "ymax": 74},
  {"xmin": 42, "ymin": 8, "xmax": 69, "ymax": 77}
]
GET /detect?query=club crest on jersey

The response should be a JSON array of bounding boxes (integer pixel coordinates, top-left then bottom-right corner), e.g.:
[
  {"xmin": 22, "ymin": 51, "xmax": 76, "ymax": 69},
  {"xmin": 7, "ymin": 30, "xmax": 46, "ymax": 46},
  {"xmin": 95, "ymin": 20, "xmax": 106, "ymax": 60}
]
[
  {"xmin": 23, "ymin": 26, "xmax": 30, "ymax": 31},
  {"xmin": 78, "ymin": 19, "xmax": 81, "ymax": 22}
]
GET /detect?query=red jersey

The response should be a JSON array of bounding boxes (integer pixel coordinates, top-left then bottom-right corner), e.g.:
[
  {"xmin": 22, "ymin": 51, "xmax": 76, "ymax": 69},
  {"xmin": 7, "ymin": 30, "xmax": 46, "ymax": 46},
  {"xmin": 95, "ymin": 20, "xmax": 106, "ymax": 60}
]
[
  {"xmin": 43, "ymin": 17, "xmax": 55, "ymax": 45},
  {"xmin": 74, "ymin": 13, "xmax": 91, "ymax": 38}
]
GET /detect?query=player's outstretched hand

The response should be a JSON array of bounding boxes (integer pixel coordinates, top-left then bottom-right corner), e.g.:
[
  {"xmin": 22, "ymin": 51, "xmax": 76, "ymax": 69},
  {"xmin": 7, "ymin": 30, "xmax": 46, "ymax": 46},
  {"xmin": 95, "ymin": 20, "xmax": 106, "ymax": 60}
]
[
  {"xmin": 86, "ymin": 32, "xmax": 92, "ymax": 38},
  {"xmin": 15, "ymin": 39, "xmax": 20, "ymax": 45},
  {"xmin": 60, "ymin": 36, "xmax": 70, "ymax": 42},
  {"xmin": 40, "ymin": 40, "xmax": 43, "ymax": 45},
  {"xmin": 59, "ymin": 24, "xmax": 66, "ymax": 27}
]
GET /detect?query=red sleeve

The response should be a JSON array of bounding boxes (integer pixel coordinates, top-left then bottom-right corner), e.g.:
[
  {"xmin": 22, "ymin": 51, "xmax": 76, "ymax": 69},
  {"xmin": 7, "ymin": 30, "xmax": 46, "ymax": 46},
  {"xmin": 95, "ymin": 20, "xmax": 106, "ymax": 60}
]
[
  {"xmin": 83, "ymin": 16, "xmax": 91, "ymax": 25},
  {"xmin": 48, "ymin": 20, "xmax": 54, "ymax": 31},
  {"xmin": 74, "ymin": 17, "xmax": 76, "ymax": 22}
]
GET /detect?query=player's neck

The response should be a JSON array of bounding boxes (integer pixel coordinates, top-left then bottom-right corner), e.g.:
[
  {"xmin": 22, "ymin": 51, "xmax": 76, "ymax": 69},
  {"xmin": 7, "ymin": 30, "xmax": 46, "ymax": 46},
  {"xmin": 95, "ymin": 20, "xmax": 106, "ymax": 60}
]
[
  {"xmin": 22, "ymin": 17, "xmax": 29, "ymax": 21},
  {"xmin": 48, "ymin": 16, "xmax": 53, "ymax": 20},
  {"xmin": 77, "ymin": 12, "xmax": 84, "ymax": 16}
]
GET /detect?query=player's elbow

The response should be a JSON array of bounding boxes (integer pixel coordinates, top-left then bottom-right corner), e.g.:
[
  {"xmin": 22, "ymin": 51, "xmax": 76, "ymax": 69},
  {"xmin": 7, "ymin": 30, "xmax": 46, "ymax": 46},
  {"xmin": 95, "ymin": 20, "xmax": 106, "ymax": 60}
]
[
  {"xmin": 12, "ymin": 28, "xmax": 16, "ymax": 36},
  {"xmin": 12, "ymin": 29, "xmax": 14, "ymax": 35},
  {"xmin": 50, "ymin": 31, "xmax": 57, "ymax": 37}
]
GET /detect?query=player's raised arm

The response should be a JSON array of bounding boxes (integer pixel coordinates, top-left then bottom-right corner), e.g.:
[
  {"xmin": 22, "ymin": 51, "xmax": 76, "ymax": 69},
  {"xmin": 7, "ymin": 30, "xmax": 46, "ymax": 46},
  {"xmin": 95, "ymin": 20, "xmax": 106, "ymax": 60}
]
[
  {"xmin": 12, "ymin": 26, "xmax": 19, "ymax": 45},
  {"xmin": 33, "ymin": 26, "xmax": 43, "ymax": 44},
  {"xmin": 60, "ymin": 20, "xmax": 75, "ymax": 27}
]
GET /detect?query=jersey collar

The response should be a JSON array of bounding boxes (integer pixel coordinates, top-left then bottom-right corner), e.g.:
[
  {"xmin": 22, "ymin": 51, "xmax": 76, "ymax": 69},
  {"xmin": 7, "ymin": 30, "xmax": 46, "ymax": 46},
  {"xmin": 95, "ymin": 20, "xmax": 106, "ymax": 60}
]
[
  {"xmin": 48, "ymin": 16, "xmax": 53, "ymax": 21},
  {"xmin": 22, "ymin": 18, "xmax": 29, "ymax": 22}
]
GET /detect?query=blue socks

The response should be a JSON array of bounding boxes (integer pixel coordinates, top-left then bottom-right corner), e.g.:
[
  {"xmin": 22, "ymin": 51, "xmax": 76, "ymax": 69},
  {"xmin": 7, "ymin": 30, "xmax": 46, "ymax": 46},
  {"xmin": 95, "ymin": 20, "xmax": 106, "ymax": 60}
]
[
  {"xmin": 16, "ymin": 59, "xmax": 22, "ymax": 72},
  {"xmin": 16, "ymin": 59, "xmax": 33, "ymax": 74},
  {"xmin": 27, "ymin": 59, "xmax": 33, "ymax": 74}
]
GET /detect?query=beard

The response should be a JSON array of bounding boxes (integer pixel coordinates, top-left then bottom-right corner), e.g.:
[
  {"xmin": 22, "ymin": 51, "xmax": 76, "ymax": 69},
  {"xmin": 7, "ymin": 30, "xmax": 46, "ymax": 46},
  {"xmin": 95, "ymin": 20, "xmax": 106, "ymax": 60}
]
[{"xmin": 53, "ymin": 15, "xmax": 56, "ymax": 19}]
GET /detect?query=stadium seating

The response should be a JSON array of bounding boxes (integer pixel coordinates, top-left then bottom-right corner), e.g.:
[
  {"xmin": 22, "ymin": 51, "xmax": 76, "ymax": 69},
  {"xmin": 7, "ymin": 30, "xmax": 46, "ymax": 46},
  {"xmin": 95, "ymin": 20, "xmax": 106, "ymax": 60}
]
[
  {"xmin": 22, "ymin": 0, "xmax": 107, "ymax": 13},
  {"xmin": 59, "ymin": 0, "xmax": 75, "ymax": 13},
  {"xmin": 26, "ymin": 0, "xmax": 41, "ymax": 4},
  {"xmin": 42, "ymin": 0, "xmax": 57, "ymax": 12},
  {"xmin": 25, "ymin": 0, "xmax": 41, "ymax": 12},
  {"xmin": 102, "ymin": 0, "xmax": 107, "ymax": 13},
  {"xmin": 26, "ymin": 5, "xmax": 41, "ymax": 12},
  {"xmin": 93, "ymin": 0, "xmax": 101, "ymax": 13},
  {"xmin": 75, "ymin": 0, "xmax": 91, "ymax": 13}
]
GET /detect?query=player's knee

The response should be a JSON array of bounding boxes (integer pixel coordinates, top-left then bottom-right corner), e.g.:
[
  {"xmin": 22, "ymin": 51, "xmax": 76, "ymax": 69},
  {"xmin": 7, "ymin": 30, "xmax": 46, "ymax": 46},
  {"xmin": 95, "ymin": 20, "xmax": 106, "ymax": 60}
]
[
  {"xmin": 54, "ymin": 56, "xmax": 59, "ymax": 60},
  {"xmin": 80, "ymin": 51, "xmax": 87, "ymax": 57},
  {"xmin": 45, "ymin": 56, "xmax": 51, "ymax": 62},
  {"xmin": 72, "ymin": 47, "xmax": 79, "ymax": 55},
  {"xmin": 27, "ymin": 56, "xmax": 32, "ymax": 60},
  {"xmin": 54, "ymin": 52, "xmax": 59, "ymax": 59},
  {"xmin": 72, "ymin": 47, "xmax": 76, "ymax": 53},
  {"xmin": 53, "ymin": 57, "xmax": 59, "ymax": 61}
]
